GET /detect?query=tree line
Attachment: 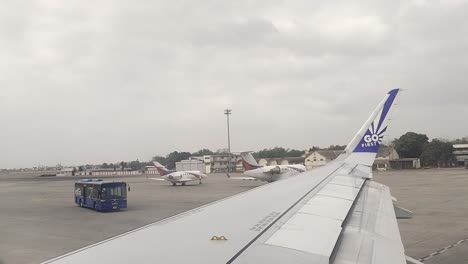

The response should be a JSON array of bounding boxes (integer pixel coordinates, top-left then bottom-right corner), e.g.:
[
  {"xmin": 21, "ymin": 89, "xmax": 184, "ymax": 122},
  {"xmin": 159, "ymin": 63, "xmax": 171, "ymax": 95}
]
[
  {"xmin": 93, "ymin": 145, "xmax": 348, "ymax": 171},
  {"xmin": 393, "ymin": 132, "xmax": 467, "ymax": 167},
  {"xmin": 75, "ymin": 134, "xmax": 467, "ymax": 171}
]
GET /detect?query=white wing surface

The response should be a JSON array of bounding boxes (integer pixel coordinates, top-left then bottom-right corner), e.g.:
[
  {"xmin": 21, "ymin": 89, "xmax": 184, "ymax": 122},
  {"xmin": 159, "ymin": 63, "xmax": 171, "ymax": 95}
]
[
  {"xmin": 43, "ymin": 89, "xmax": 409, "ymax": 264},
  {"xmin": 229, "ymin": 176, "xmax": 257, "ymax": 180}
]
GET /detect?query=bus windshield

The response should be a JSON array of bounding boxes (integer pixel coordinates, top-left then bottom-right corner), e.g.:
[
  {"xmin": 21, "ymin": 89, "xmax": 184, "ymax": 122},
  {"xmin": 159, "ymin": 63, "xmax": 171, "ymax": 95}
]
[{"xmin": 101, "ymin": 185, "xmax": 126, "ymax": 200}]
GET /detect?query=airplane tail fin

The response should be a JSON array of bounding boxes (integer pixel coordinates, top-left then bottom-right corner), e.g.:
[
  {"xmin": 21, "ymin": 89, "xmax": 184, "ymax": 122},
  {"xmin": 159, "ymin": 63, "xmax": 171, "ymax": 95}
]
[
  {"xmin": 152, "ymin": 161, "xmax": 172, "ymax": 176},
  {"xmin": 344, "ymin": 89, "xmax": 400, "ymax": 164},
  {"xmin": 240, "ymin": 152, "xmax": 262, "ymax": 171}
]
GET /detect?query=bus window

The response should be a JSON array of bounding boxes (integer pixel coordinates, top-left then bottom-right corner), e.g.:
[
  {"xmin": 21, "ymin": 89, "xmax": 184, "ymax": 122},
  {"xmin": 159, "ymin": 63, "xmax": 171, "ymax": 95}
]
[
  {"xmin": 101, "ymin": 187, "xmax": 107, "ymax": 199},
  {"xmin": 101, "ymin": 185, "xmax": 126, "ymax": 199},
  {"xmin": 74, "ymin": 185, "xmax": 82, "ymax": 196},
  {"xmin": 86, "ymin": 186, "xmax": 94, "ymax": 199},
  {"xmin": 93, "ymin": 185, "xmax": 100, "ymax": 198}
]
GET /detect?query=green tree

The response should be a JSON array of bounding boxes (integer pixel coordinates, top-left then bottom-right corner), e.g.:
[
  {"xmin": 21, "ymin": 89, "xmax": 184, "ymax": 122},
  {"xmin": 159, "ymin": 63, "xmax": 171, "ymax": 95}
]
[
  {"xmin": 308, "ymin": 146, "xmax": 320, "ymax": 152},
  {"xmin": 191, "ymin": 149, "xmax": 214, "ymax": 156},
  {"xmin": 394, "ymin": 132, "xmax": 429, "ymax": 158},
  {"xmin": 120, "ymin": 161, "xmax": 127, "ymax": 171},
  {"xmin": 152, "ymin": 155, "xmax": 166, "ymax": 165},
  {"xmin": 165, "ymin": 151, "xmax": 191, "ymax": 169},
  {"xmin": 253, "ymin": 147, "xmax": 288, "ymax": 159},
  {"xmin": 128, "ymin": 160, "xmax": 141, "ymax": 171},
  {"xmin": 287, "ymin": 149, "xmax": 304, "ymax": 157},
  {"xmin": 327, "ymin": 145, "xmax": 346, "ymax": 150},
  {"xmin": 420, "ymin": 139, "xmax": 455, "ymax": 167},
  {"xmin": 252, "ymin": 147, "xmax": 304, "ymax": 158}
]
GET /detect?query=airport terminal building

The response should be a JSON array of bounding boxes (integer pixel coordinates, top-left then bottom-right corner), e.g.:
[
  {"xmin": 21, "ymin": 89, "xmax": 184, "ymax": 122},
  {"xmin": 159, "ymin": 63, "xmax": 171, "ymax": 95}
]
[{"xmin": 453, "ymin": 144, "xmax": 468, "ymax": 166}]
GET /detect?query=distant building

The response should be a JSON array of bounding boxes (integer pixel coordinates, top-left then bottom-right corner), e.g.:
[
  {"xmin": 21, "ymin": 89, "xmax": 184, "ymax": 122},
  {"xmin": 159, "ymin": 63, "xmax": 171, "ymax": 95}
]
[
  {"xmin": 258, "ymin": 157, "xmax": 305, "ymax": 166},
  {"xmin": 75, "ymin": 169, "xmax": 141, "ymax": 176},
  {"xmin": 304, "ymin": 150, "xmax": 343, "ymax": 169},
  {"xmin": 187, "ymin": 155, "xmax": 212, "ymax": 173},
  {"xmin": 176, "ymin": 156, "xmax": 211, "ymax": 174},
  {"xmin": 389, "ymin": 158, "xmax": 421, "ymax": 170},
  {"xmin": 373, "ymin": 147, "xmax": 399, "ymax": 171},
  {"xmin": 56, "ymin": 168, "xmax": 75, "ymax": 176},
  {"xmin": 453, "ymin": 144, "xmax": 468, "ymax": 167},
  {"xmin": 210, "ymin": 154, "xmax": 242, "ymax": 173}
]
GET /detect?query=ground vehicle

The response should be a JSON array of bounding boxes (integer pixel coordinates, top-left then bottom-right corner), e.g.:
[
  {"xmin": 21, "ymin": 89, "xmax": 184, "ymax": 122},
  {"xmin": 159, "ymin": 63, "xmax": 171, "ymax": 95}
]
[{"xmin": 74, "ymin": 179, "xmax": 128, "ymax": 211}]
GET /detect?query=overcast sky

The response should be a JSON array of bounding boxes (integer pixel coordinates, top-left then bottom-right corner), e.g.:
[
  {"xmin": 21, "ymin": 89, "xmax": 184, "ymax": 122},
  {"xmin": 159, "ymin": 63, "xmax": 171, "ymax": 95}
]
[{"xmin": 1, "ymin": 0, "xmax": 467, "ymax": 168}]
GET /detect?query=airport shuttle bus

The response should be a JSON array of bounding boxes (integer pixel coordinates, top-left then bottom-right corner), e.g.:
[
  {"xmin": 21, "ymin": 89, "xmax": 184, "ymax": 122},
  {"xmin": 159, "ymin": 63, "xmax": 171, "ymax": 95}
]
[{"xmin": 74, "ymin": 179, "xmax": 128, "ymax": 211}]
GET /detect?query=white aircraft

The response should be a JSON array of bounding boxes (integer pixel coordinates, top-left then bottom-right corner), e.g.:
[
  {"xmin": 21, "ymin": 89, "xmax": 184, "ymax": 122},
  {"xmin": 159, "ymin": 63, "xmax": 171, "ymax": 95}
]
[
  {"xmin": 43, "ymin": 89, "xmax": 420, "ymax": 264},
  {"xmin": 230, "ymin": 152, "xmax": 306, "ymax": 182},
  {"xmin": 149, "ymin": 162, "xmax": 207, "ymax": 186}
]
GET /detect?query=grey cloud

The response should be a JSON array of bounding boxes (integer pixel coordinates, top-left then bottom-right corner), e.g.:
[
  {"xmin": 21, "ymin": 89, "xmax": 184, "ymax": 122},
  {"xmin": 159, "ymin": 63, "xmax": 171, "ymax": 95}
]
[{"xmin": 1, "ymin": 0, "xmax": 467, "ymax": 168}]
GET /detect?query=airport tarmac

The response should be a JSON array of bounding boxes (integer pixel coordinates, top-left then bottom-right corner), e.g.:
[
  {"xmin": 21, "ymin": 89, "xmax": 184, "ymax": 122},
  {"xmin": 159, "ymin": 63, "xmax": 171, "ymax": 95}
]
[
  {"xmin": 375, "ymin": 168, "xmax": 468, "ymax": 264},
  {"xmin": 0, "ymin": 169, "xmax": 467, "ymax": 264}
]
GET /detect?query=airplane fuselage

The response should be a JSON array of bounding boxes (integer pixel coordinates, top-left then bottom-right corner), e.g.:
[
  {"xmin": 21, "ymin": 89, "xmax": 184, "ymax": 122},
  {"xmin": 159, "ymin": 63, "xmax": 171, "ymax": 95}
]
[
  {"xmin": 244, "ymin": 165, "xmax": 306, "ymax": 182},
  {"xmin": 161, "ymin": 171, "xmax": 208, "ymax": 186}
]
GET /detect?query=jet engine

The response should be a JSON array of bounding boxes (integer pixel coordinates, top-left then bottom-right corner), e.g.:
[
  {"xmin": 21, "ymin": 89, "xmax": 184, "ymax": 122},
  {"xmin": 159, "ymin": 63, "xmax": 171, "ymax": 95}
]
[{"xmin": 268, "ymin": 166, "xmax": 282, "ymax": 174}]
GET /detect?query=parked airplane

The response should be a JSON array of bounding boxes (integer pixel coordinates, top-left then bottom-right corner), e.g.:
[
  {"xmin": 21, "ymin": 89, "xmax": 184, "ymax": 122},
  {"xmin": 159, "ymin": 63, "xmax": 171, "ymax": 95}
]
[
  {"xmin": 230, "ymin": 152, "xmax": 306, "ymax": 182},
  {"xmin": 149, "ymin": 162, "xmax": 207, "ymax": 186},
  {"xmin": 43, "ymin": 89, "xmax": 419, "ymax": 264}
]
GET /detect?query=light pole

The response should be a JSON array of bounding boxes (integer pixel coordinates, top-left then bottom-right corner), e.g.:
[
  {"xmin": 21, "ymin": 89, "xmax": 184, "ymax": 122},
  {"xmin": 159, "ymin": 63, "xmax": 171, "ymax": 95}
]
[{"xmin": 224, "ymin": 109, "xmax": 232, "ymax": 177}]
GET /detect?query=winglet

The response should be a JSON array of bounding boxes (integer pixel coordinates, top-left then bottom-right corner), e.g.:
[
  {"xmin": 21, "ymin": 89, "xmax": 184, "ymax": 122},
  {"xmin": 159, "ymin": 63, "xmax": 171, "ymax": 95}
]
[
  {"xmin": 345, "ymin": 89, "xmax": 400, "ymax": 154},
  {"xmin": 240, "ymin": 152, "xmax": 262, "ymax": 171}
]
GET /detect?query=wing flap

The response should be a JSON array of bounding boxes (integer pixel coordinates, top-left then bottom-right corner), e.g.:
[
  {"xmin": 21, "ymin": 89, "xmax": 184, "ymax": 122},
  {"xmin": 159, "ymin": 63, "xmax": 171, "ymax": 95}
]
[
  {"xmin": 317, "ymin": 183, "xmax": 361, "ymax": 201},
  {"xmin": 240, "ymin": 172, "xmax": 365, "ymax": 263},
  {"xmin": 333, "ymin": 181, "xmax": 406, "ymax": 264},
  {"xmin": 298, "ymin": 195, "xmax": 353, "ymax": 221},
  {"xmin": 265, "ymin": 213, "xmax": 342, "ymax": 256}
]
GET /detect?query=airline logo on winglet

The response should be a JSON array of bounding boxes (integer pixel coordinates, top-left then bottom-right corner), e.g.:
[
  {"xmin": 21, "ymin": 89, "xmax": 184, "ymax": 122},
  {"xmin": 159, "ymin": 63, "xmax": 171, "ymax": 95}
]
[
  {"xmin": 353, "ymin": 89, "xmax": 400, "ymax": 153},
  {"xmin": 360, "ymin": 122, "xmax": 387, "ymax": 149}
]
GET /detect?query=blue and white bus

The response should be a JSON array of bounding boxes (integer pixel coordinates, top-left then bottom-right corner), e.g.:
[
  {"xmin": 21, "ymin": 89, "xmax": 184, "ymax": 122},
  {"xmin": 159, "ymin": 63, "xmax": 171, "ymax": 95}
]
[{"xmin": 74, "ymin": 179, "xmax": 128, "ymax": 211}]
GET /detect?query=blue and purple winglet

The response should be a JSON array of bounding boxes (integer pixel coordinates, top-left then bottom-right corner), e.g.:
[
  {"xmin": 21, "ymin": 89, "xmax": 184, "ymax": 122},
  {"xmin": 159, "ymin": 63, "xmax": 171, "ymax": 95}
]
[{"xmin": 353, "ymin": 89, "xmax": 400, "ymax": 153}]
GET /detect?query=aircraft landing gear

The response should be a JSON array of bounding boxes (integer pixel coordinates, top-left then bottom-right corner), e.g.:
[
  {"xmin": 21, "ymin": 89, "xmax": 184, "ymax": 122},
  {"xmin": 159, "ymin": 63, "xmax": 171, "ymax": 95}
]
[
  {"xmin": 172, "ymin": 182, "xmax": 177, "ymax": 186},
  {"xmin": 181, "ymin": 182, "xmax": 186, "ymax": 186},
  {"xmin": 199, "ymin": 181, "xmax": 202, "ymax": 184}
]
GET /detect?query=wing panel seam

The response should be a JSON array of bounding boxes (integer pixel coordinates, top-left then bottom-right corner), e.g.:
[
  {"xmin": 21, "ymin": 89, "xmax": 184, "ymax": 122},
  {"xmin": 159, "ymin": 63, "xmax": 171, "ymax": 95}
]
[{"xmin": 226, "ymin": 164, "xmax": 345, "ymax": 264}]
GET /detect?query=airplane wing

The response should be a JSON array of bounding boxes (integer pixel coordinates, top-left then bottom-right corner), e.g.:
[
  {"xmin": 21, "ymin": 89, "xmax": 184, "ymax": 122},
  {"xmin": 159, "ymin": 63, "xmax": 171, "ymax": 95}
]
[
  {"xmin": 43, "ymin": 89, "xmax": 412, "ymax": 264},
  {"xmin": 179, "ymin": 178, "xmax": 196, "ymax": 182},
  {"xmin": 186, "ymin": 172, "xmax": 204, "ymax": 177},
  {"xmin": 148, "ymin": 177, "xmax": 166, "ymax": 181},
  {"xmin": 229, "ymin": 176, "xmax": 257, "ymax": 180},
  {"xmin": 149, "ymin": 177, "xmax": 194, "ymax": 182}
]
